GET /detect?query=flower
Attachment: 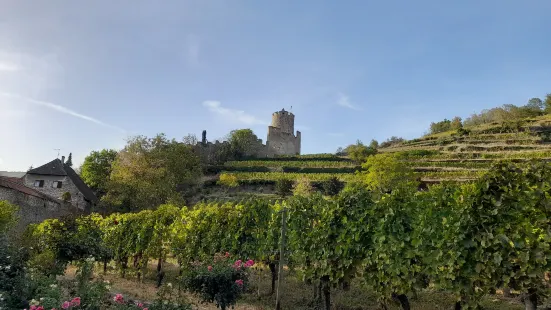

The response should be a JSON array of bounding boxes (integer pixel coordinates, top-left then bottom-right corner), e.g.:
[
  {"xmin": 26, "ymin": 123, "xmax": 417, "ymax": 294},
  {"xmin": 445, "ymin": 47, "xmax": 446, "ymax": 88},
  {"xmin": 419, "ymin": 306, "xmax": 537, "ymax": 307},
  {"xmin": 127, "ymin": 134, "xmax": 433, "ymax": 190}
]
[
  {"xmin": 235, "ymin": 279, "xmax": 244, "ymax": 287},
  {"xmin": 70, "ymin": 297, "xmax": 81, "ymax": 306},
  {"xmin": 61, "ymin": 302, "xmax": 70, "ymax": 310},
  {"xmin": 36, "ymin": 307, "xmax": 44, "ymax": 310},
  {"xmin": 137, "ymin": 302, "xmax": 144, "ymax": 307},
  {"xmin": 30, "ymin": 306, "xmax": 37, "ymax": 310},
  {"xmin": 245, "ymin": 259, "xmax": 255, "ymax": 267},
  {"xmin": 225, "ymin": 252, "xmax": 230, "ymax": 257},
  {"xmin": 143, "ymin": 308, "xmax": 149, "ymax": 310},
  {"xmin": 233, "ymin": 260, "xmax": 243, "ymax": 269},
  {"xmin": 113, "ymin": 294, "xmax": 124, "ymax": 303},
  {"xmin": 207, "ymin": 265, "xmax": 213, "ymax": 271}
]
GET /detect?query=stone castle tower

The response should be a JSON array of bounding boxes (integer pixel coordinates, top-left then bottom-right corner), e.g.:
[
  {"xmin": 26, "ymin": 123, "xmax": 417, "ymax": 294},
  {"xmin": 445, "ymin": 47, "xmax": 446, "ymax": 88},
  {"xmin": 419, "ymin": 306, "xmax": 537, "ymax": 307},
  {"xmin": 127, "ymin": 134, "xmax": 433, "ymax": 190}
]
[{"xmin": 266, "ymin": 109, "xmax": 301, "ymax": 156}]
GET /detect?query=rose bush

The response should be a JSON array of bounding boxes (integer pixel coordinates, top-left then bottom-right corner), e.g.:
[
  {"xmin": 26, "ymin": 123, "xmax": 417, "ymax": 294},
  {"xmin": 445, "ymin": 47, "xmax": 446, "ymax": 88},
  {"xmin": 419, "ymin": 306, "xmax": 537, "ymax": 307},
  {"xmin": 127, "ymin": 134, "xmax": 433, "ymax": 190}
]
[{"xmin": 181, "ymin": 252, "xmax": 253, "ymax": 310}]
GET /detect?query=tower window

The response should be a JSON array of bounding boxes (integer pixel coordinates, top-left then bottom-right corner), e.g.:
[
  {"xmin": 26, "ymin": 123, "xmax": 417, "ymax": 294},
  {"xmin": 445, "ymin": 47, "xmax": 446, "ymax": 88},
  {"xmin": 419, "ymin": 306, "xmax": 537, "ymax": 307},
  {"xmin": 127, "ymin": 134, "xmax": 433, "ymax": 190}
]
[
  {"xmin": 34, "ymin": 180, "xmax": 44, "ymax": 187},
  {"xmin": 52, "ymin": 181, "xmax": 63, "ymax": 188}
]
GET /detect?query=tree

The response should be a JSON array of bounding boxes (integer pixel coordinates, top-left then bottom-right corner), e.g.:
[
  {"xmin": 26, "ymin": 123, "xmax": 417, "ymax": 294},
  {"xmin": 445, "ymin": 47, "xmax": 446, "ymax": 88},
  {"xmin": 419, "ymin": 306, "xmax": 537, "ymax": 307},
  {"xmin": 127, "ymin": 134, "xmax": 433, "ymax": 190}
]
[
  {"xmin": 361, "ymin": 153, "xmax": 416, "ymax": 194},
  {"xmin": 80, "ymin": 149, "xmax": 118, "ymax": 198},
  {"xmin": 544, "ymin": 94, "xmax": 551, "ymax": 114},
  {"xmin": 65, "ymin": 153, "xmax": 73, "ymax": 167},
  {"xmin": 429, "ymin": 119, "xmax": 452, "ymax": 134},
  {"xmin": 344, "ymin": 140, "xmax": 377, "ymax": 163},
  {"xmin": 450, "ymin": 117, "xmax": 463, "ymax": 130},
  {"xmin": 103, "ymin": 134, "xmax": 202, "ymax": 211},
  {"xmin": 527, "ymin": 97, "xmax": 543, "ymax": 111},
  {"xmin": 379, "ymin": 136, "xmax": 405, "ymax": 148},
  {"xmin": 182, "ymin": 134, "xmax": 198, "ymax": 146},
  {"xmin": 227, "ymin": 129, "xmax": 260, "ymax": 159},
  {"xmin": 368, "ymin": 139, "xmax": 379, "ymax": 149}
]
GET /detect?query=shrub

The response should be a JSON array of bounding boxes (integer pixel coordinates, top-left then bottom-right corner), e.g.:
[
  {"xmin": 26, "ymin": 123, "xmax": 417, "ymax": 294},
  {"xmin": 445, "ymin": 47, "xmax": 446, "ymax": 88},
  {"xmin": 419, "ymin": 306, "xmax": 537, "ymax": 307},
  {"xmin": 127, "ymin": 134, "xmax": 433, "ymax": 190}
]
[
  {"xmin": 322, "ymin": 177, "xmax": 344, "ymax": 196},
  {"xmin": 0, "ymin": 200, "xmax": 18, "ymax": 233},
  {"xmin": 218, "ymin": 173, "xmax": 239, "ymax": 188},
  {"xmin": 61, "ymin": 192, "xmax": 72, "ymax": 202},
  {"xmin": 181, "ymin": 253, "xmax": 253, "ymax": 310},
  {"xmin": 293, "ymin": 176, "xmax": 314, "ymax": 196},
  {"xmin": 275, "ymin": 179, "xmax": 294, "ymax": 197}
]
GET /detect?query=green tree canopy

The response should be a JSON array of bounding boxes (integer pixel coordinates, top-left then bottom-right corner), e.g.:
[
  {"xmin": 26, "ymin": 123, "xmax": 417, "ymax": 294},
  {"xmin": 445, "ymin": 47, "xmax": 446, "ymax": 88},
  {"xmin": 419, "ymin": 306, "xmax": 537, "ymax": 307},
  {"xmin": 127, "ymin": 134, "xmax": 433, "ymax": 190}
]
[
  {"xmin": 227, "ymin": 129, "xmax": 260, "ymax": 159},
  {"xmin": 80, "ymin": 149, "xmax": 118, "ymax": 198},
  {"xmin": 102, "ymin": 134, "xmax": 202, "ymax": 211},
  {"xmin": 344, "ymin": 140, "xmax": 377, "ymax": 163},
  {"xmin": 361, "ymin": 153, "xmax": 416, "ymax": 194}
]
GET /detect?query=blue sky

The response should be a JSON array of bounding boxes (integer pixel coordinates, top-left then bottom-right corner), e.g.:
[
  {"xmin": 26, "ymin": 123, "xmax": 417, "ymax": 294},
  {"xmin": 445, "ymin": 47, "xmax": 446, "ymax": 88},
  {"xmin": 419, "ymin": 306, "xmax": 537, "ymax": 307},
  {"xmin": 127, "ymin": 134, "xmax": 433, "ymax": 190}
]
[{"xmin": 1, "ymin": 0, "xmax": 551, "ymax": 171}]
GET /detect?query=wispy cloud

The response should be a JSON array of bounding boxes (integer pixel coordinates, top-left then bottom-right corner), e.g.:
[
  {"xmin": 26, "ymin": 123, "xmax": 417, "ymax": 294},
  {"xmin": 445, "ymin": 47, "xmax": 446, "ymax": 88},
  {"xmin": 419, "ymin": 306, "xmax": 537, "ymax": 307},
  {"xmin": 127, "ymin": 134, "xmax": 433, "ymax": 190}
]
[
  {"xmin": 337, "ymin": 92, "xmax": 361, "ymax": 110},
  {"xmin": 0, "ymin": 92, "xmax": 125, "ymax": 132},
  {"xmin": 202, "ymin": 100, "xmax": 266, "ymax": 125},
  {"xmin": 0, "ymin": 62, "xmax": 19, "ymax": 72}
]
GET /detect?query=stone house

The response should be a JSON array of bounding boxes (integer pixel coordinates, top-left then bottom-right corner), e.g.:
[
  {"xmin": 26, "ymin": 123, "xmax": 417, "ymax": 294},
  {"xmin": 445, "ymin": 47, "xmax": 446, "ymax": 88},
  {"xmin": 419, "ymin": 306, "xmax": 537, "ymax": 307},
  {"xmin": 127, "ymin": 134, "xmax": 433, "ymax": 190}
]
[
  {"xmin": 0, "ymin": 176, "xmax": 80, "ymax": 232},
  {"xmin": 24, "ymin": 156, "xmax": 98, "ymax": 211}
]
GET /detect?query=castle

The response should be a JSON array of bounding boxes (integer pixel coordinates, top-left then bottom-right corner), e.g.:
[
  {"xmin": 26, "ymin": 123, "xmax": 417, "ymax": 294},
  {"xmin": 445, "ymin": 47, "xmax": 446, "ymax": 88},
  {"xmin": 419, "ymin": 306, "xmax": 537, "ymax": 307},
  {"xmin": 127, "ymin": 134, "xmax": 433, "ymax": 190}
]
[
  {"xmin": 197, "ymin": 109, "xmax": 301, "ymax": 162},
  {"xmin": 266, "ymin": 109, "xmax": 301, "ymax": 156}
]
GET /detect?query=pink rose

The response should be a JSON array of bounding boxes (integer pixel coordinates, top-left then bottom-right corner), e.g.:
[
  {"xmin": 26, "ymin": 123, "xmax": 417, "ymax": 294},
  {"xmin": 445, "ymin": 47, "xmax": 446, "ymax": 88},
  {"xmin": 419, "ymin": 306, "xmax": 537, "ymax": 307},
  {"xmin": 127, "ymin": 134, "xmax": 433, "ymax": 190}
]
[
  {"xmin": 245, "ymin": 259, "xmax": 255, "ymax": 267},
  {"xmin": 70, "ymin": 297, "xmax": 81, "ymax": 306},
  {"xmin": 30, "ymin": 306, "xmax": 37, "ymax": 310},
  {"xmin": 137, "ymin": 303, "xmax": 143, "ymax": 307},
  {"xmin": 61, "ymin": 301, "xmax": 70, "ymax": 309},
  {"xmin": 143, "ymin": 308, "xmax": 149, "ymax": 310},
  {"xmin": 235, "ymin": 279, "xmax": 244, "ymax": 287},
  {"xmin": 113, "ymin": 293, "xmax": 124, "ymax": 303},
  {"xmin": 207, "ymin": 265, "xmax": 213, "ymax": 271},
  {"xmin": 225, "ymin": 252, "xmax": 230, "ymax": 257}
]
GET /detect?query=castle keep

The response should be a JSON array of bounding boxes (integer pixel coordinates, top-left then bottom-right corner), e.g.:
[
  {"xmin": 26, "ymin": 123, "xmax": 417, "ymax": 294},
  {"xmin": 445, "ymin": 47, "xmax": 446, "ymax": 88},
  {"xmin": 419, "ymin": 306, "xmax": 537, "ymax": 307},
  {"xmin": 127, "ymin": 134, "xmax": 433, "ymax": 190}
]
[{"xmin": 266, "ymin": 109, "xmax": 301, "ymax": 156}]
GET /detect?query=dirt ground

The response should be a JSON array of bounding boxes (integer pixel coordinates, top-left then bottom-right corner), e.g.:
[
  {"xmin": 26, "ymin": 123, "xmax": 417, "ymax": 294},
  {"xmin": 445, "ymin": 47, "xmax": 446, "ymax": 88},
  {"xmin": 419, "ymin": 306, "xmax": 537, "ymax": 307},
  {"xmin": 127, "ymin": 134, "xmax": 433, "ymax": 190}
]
[{"xmin": 64, "ymin": 260, "xmax": 525, "ymax": 310}]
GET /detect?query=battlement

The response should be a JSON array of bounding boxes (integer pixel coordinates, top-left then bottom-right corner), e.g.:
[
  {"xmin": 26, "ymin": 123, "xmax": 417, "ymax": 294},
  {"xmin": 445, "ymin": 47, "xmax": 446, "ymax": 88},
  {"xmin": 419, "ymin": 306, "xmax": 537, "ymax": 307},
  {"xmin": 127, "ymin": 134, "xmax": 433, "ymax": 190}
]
[{"xmin": 271, "ymin": 108, "xmax": 295, "ymax": 134}]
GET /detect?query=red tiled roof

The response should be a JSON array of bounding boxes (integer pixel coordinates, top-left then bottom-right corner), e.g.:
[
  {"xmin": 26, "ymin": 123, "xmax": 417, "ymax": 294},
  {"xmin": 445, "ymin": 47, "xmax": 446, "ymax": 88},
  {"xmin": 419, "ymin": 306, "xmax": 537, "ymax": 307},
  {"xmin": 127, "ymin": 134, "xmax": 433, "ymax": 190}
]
[{"xmin": 0, "ymin": 176, "xmax": 58, "ymax": 202}]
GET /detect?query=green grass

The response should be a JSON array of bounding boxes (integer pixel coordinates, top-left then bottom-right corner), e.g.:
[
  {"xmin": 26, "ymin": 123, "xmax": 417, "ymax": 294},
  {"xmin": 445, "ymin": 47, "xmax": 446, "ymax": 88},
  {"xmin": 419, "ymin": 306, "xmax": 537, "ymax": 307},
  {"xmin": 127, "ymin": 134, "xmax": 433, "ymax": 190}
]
[
  {"xmin": 225, "ymin": 160, "xmax": 357, "ymax": 168},
  {"xmin": 223, "ymin": 171, "xmax": 359, "ymax": 182}
]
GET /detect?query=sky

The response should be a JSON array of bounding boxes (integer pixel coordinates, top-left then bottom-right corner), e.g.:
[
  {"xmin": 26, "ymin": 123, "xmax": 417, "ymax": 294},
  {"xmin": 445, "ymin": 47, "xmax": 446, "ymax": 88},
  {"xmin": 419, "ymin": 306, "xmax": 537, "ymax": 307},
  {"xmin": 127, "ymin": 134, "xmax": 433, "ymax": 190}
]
[{"xmin": 1, "ymin": 0, "xmax": 551, "ymax": 171}]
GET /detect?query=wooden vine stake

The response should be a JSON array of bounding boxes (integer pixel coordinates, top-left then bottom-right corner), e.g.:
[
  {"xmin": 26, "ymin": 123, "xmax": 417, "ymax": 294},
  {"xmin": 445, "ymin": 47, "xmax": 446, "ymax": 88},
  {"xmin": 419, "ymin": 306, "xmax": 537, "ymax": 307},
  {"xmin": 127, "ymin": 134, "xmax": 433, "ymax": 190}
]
[{"xmin": 275, "ymin": 208, "xmax": 288, "ymax": 310}]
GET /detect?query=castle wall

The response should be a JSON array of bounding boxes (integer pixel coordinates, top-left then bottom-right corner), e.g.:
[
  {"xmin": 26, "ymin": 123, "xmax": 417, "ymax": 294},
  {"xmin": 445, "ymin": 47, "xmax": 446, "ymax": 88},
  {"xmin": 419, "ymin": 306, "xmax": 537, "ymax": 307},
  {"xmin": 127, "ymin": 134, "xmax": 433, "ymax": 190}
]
[{"xmin": 267, "ymin": 126, "xmax": 300, "ymax": 156}]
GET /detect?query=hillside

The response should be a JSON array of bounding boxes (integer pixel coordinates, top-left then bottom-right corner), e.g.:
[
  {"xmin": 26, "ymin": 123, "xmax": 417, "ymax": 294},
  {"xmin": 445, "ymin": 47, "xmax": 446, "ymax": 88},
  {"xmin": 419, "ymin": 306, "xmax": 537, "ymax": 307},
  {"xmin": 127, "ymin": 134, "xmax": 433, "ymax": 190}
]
[{"xmin": 200, "ymin": 114, "xmax": 551, "ymax": 199}]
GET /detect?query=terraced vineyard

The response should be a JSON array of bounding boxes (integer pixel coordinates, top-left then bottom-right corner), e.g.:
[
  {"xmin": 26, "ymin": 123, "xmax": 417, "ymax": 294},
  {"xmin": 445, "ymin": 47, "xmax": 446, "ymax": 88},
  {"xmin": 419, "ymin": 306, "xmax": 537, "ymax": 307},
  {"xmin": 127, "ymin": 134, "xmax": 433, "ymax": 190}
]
[{"xmin": 209, "ymin": 115, "xmax": 551, "ymax": 189}]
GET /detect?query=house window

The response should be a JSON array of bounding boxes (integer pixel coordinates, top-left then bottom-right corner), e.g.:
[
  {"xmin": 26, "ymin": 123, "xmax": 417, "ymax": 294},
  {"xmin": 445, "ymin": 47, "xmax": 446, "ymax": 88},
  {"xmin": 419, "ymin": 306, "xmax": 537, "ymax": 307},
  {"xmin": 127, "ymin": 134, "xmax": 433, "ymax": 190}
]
[
  {"xmin": 52, "ymin": 181, "xmax": 63, "ymax": 188},
  {"xmin": 34, "ymin": 180, "xmax": 44, "ymax": 187}
]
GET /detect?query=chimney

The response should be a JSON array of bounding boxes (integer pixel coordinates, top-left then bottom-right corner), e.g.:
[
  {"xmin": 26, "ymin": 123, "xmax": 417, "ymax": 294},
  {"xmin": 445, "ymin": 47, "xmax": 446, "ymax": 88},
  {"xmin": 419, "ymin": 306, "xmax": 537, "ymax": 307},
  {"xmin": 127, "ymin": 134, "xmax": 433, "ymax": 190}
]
[{"xmin": 61, "ymin": 156, "xmax": 65, "ymax": 164}]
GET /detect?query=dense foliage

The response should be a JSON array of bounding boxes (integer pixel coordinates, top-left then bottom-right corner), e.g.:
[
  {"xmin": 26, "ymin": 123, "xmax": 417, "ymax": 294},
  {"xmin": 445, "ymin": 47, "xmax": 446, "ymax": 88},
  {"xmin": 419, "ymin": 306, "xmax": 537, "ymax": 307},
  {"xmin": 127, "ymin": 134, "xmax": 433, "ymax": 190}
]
[
  {"xmin": 80, "ymin": 149, "xmax": 118, "ymax": 198},
  {"xmin": 14, "ymin": 160, "xmax": 551, "ymax": 309},
  {"xmin": 103, "ymin": 134, "xmax": 202, "ymax": 211}
]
